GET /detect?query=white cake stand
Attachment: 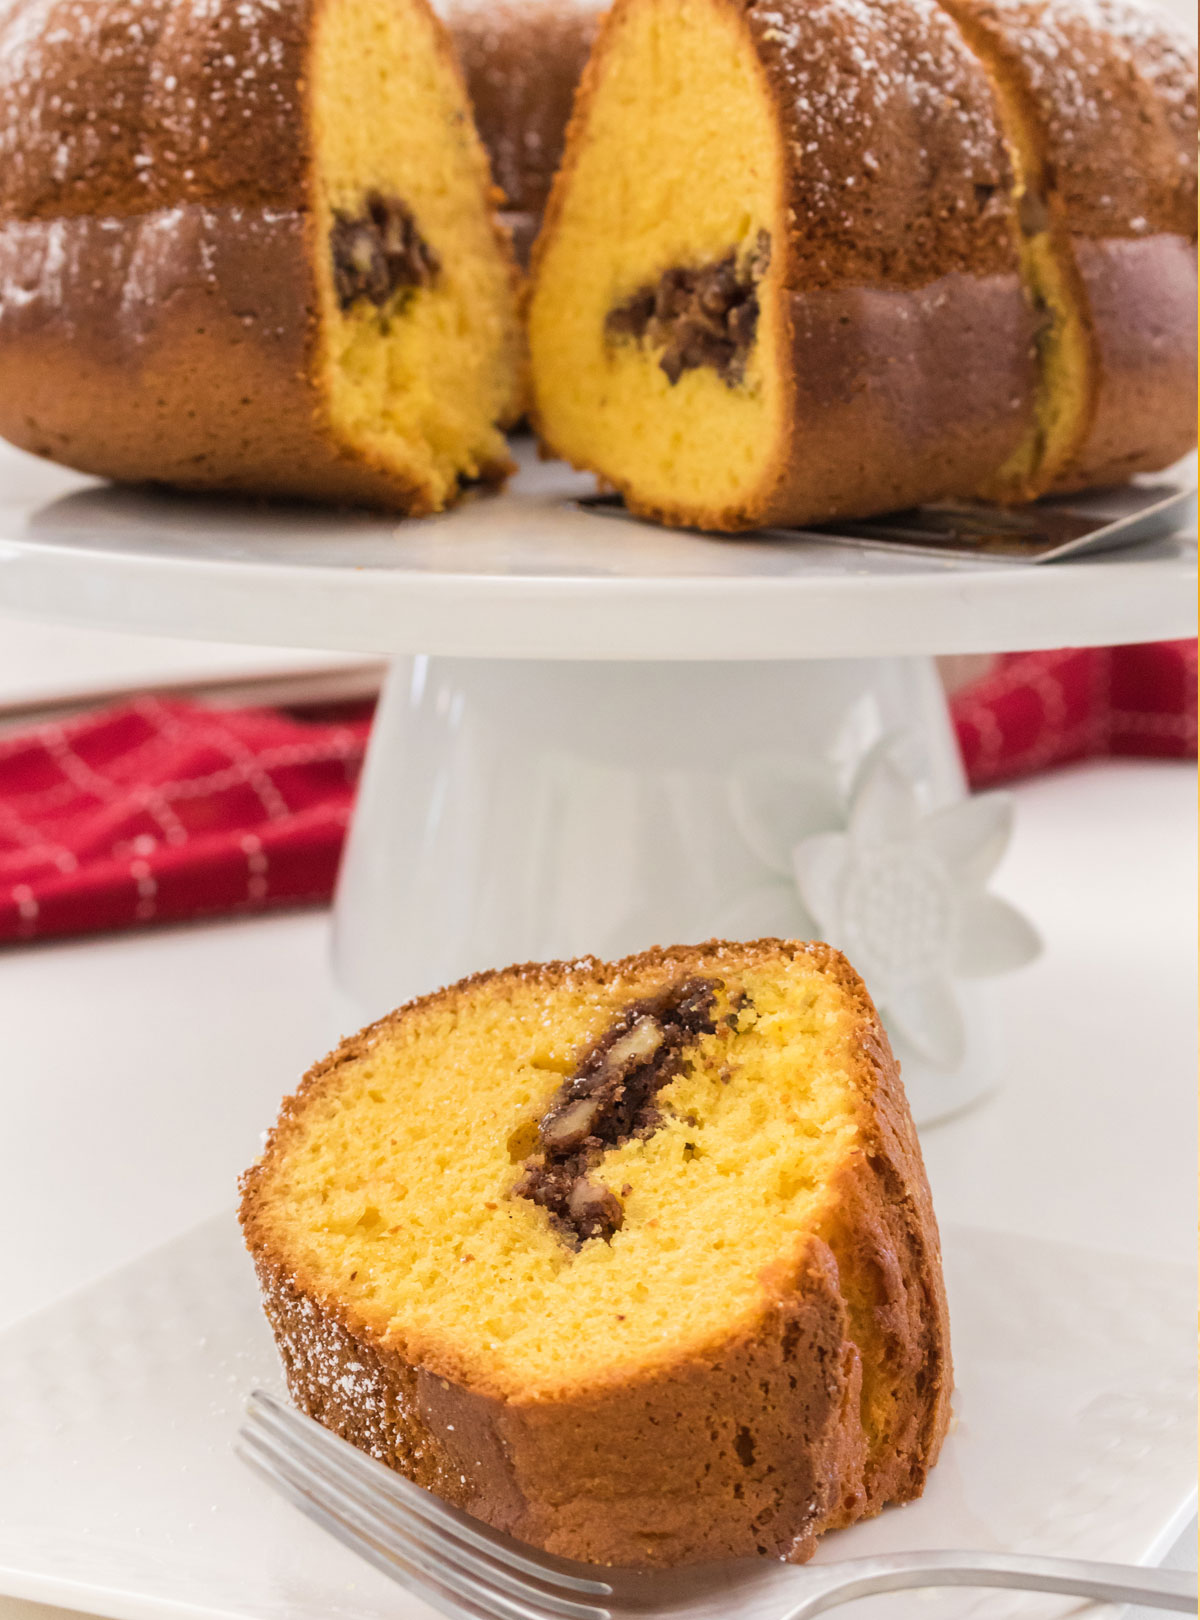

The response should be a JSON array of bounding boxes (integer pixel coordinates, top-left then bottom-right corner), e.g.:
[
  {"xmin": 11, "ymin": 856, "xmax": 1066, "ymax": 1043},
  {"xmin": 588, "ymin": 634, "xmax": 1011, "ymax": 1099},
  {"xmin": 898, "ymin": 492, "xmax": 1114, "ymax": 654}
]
[{"xmin": 1, "ymin": 442, "xmax": 1194, "ymax": 1123}]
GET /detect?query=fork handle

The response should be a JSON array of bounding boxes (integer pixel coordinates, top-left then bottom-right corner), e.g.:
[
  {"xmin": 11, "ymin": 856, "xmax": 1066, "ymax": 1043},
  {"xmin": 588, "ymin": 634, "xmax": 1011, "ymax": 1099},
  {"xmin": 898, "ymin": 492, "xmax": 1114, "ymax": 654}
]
[{"xmin": 787, "ymin": 1550, "xmax": 1197, "ymax": 1617}]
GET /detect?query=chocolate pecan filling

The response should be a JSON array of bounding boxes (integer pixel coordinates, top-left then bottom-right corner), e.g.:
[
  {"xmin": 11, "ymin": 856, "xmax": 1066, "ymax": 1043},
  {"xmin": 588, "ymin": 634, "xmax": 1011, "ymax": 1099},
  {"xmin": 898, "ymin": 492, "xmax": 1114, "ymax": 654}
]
[
  {"xmin": 329, "ymin": 191, "xmax": 440, "ymax": 313},
  {"xmin": 514, "ymin": 978, "xmax": 720, "ymax": 1246},
  {"xmin": 604, "ymin": 231, "xmax": 770, "ymax": 386}
]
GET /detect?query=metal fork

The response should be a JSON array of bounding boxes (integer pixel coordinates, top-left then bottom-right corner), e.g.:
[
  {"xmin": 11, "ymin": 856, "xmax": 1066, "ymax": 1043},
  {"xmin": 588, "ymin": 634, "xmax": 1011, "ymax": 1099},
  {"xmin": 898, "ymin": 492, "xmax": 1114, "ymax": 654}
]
[{"xmin": 237, "ymin": 1389, "xmax": 1197, "ymax": 1620}]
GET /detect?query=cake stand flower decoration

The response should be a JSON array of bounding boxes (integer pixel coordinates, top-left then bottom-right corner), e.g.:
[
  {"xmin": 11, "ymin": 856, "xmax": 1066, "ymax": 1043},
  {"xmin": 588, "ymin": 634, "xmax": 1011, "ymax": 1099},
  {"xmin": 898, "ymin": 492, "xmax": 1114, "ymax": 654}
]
[{"xmin": 790, "ymin": 747, "xmax": 1041, "ymax": 1069}]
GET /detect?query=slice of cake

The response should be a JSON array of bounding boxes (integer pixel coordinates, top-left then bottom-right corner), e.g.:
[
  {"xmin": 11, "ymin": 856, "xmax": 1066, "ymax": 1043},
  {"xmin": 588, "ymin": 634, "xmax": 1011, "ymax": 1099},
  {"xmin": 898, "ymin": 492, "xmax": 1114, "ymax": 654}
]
[
  {"xmin": 240, "ymin": 940, "xmax": 951, "ymax": 1569},
  {"xmin": 528, "ymin": 0, "xmax": 1040, "ymax": 531},
  {"xmin": 933, "ymin": 0, "xmax": 1198, "ymax": 498},
  {"xmin": 528, "ymin": 0, "xmax": 1196, "ymax": 532},
  {"xmin": 0, "ymin": 0, "xmax": 525, "ymax": 512}
]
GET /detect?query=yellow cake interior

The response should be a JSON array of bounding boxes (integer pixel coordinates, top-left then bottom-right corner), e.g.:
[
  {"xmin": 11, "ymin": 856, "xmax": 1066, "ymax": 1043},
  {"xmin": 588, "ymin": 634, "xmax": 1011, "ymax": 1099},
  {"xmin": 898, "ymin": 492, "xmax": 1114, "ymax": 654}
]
[
  {"xmin": 311, "ymin": 0, "xmax": 522, "ymax": 509},
  {"xmin": 939, "ymin": 2, "xmax": 1093, "ymax": 498},
  {"xmin": 528, "ymin": 0, "xmax": 787, "ymax": 523},
  {"xmin": 250, "ymin": 955, "xmax": 870, "ymax": 1402}
]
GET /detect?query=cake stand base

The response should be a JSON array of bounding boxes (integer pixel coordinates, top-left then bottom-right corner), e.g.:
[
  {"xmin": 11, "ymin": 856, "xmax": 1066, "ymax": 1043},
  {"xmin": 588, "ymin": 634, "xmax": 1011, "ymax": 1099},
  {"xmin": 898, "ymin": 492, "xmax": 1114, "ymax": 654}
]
[
  {"xmin": 333, "ymin": 653, "xmax": 1005, "ymax": 1127},
  {"xmin": 1, "ymin": 439, "xmax": 1190, "ymax": 1128}
]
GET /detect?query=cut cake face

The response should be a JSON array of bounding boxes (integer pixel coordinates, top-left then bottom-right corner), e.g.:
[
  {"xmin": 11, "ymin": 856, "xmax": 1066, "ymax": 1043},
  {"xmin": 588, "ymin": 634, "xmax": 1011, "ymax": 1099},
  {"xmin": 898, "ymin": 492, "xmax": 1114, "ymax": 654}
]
[
  {"xmin": 241, "ymin": 940, "xmax": 951, "ymax": 1569},
  {"xmin": 309, "ymin": 0, "xmax": 526, "ymax": 509}
]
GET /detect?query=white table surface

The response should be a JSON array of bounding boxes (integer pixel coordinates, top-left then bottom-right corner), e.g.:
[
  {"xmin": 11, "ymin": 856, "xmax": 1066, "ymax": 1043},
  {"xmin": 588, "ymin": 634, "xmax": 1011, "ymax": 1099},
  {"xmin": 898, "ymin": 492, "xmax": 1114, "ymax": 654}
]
[{"xmin": 0, "ymin": 616, "xmax": 1195, "ymax": 1620}]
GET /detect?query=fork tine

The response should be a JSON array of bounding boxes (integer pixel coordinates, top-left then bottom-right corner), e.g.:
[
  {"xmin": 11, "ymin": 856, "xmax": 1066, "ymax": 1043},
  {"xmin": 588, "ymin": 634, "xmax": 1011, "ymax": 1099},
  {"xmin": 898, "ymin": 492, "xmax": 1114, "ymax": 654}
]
[
  {"xmin": 237, "ymin": 1429, "xmax": 547, "ymax": 1620},
  {"xmin": 237, "ymin": 1432, "xmax": 503, "ymax": 1620},
  {"xmin": 247, "ymin": 1390, "xmax": 612, "ymax": 1598},
  {"xmin": 239, "ymin": 1413, "xmax": 609, "ymax": 1620},
  {"xmin": 238, "ymin": 1425, "xmax": 606, "ymax": 1620},
  {"xmin": 241, "ymin": 1417, "xmax": 603, "ymax": 1620}
]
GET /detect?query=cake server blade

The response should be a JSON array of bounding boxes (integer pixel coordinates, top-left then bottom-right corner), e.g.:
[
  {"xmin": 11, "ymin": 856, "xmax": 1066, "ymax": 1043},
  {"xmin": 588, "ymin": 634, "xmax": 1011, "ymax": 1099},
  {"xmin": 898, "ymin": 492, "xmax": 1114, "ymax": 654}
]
[{"xmin": 577, "ymin": 481, "xmax": 1197, "ymax": 563}]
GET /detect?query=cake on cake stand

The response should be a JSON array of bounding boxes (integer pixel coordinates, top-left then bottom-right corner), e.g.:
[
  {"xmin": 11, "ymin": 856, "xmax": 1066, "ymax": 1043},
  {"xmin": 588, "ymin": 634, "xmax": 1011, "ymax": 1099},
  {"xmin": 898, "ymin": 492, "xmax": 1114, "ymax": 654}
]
[{"xmin": 0, "ymin": 441, "xmax": 1194, "ymax": 1123}]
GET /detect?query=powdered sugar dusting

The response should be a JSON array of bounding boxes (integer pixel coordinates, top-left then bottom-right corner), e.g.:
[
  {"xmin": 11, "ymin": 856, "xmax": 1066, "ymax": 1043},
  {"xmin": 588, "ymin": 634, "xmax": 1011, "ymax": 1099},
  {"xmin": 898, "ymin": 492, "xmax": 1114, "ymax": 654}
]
[
  {"xmin": 253, "ymin": 1258, "xmax": 472, "ymax": 1491},
  {"xmin": 944, "ymin": 0, "xmax": 1196, "ymax": 237},
  {"xmin": 756, "ymin": 0, "xmax": 1005, "ymax": 168},
  {"xmin": 744, "ymin": 0, "xmax": 1019, "ymax": 287},
  {"xmin": 971, "ymin": 0, "xmax": 1195, "ymax": 133},
  {"xmin": 0, "ymin": 0, "xmax": 305, "ymax": 222}
]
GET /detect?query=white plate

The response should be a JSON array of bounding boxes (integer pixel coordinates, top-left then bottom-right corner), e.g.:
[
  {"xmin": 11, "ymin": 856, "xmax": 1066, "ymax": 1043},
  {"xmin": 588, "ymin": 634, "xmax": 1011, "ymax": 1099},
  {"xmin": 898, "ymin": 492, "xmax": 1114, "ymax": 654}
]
[
  {"xmin": 0, "ymin": 1216, "xmax": 1192, "ymax": 1620},
  {"xmin": 0, "ymin": 440, "xmax": 1194, "ymax": 661}
]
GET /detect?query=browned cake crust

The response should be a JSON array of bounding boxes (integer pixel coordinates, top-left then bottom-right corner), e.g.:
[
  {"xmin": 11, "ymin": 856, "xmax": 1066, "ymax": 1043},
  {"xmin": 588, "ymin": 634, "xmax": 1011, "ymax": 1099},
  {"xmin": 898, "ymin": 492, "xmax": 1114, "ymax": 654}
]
[
  {"xmin": 441, "ymin": 0, "xmax": 602, "ymax": 264},
  {"xmin": 746, "ymin": 0, "xmax": 1039, "ymax": 526},
  {"xmin": 938, "ymin": 0, "xmax": 1198, "ymax": 493},
  {"xmin": 530, "ymin": 0, "xmax": 1196, "ymax": 530},
  {"xmin": 532, "ymin": 0, "xmax": 1040, "ymax": 530},
  {"xmin": 0, "ymin": 0, "xmax": 517, "ymax": 510},
  {"xmin": 240, "ymin": 941, "xmax": 952, "ymax": 1569}
]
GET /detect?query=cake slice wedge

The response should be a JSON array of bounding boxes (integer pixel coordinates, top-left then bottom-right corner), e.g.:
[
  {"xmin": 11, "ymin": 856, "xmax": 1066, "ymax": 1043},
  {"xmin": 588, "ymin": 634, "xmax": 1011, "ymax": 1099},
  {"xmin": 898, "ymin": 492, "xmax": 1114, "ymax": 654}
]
[
  {"xmin": 0, "ymin": 0, "xmax": 526, "ymax": 512},
  {"xmin": 240, "ymin": 940, "xmax": 951, "ymax": 1569},
  {"xmin": 528, "ymin": 0, "xmax": 1039, "ymax": 532}
]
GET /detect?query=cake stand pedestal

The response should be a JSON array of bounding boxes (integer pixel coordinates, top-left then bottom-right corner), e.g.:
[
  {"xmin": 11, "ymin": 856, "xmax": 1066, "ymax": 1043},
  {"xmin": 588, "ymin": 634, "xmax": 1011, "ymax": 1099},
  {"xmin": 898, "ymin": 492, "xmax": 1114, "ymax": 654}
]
[{"xmin": 0, "ymin": 443, "xmax": 1194, "ymax": 1124}]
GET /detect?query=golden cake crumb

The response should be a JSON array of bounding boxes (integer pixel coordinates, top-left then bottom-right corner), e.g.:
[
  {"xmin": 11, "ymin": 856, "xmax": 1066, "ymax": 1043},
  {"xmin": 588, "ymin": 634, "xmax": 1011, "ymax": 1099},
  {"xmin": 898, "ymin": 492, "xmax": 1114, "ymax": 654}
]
[{"xmin": 241, "ymin": 938, "xmax": 952, "ymax": 1569}]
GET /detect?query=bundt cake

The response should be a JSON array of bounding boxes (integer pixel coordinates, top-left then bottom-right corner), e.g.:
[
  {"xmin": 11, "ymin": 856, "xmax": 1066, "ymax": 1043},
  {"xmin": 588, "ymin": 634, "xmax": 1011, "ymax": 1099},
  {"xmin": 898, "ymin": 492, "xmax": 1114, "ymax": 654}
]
[
  {"xmin": 0, "ymin": 0, "xmax": 525, "ymax": 512},
  {"xmin": 934, "ymin": 0, "xmax": 1198, "ymax": 498},
  {"xmin": 438, "ymin": 0, "xmax": 602, "ymax": 263},
  {"xmin": 528, "ymin": 0, "xmax": 1197, "ymax": 532},
  {"xmin": 240, "ymin": 940, "xmax": 951, "ymax": 1569}
]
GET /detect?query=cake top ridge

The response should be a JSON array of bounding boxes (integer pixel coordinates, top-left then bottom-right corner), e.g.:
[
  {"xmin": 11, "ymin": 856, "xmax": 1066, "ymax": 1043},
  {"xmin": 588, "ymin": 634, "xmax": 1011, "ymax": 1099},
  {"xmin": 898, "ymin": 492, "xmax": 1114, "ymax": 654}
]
[
  {"xmin": 0, "ymin": 0, "xmax": 322, "ymax": 222},
  {"xmin": 739, "ymin": 0, "xmax": 1019, "ymax": 290},
  {"xmin": 938, "ymin": 0, "xmax": 1196, "ymax": 240}
]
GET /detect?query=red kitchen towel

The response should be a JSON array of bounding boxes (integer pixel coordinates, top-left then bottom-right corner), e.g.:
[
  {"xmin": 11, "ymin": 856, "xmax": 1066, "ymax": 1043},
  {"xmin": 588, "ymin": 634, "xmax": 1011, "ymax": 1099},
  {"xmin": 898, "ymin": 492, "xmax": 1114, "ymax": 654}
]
[
  {"xmin": 0, "ymin": 696, "xmax": 371, "ymax": 942},
  {"xmin": 0, "ymin": 641, "xmax": 1194, "ymax": 944},
  {"xmin": 953, "ymin": 640, "xmax": 1198, "ymax": 787}
]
